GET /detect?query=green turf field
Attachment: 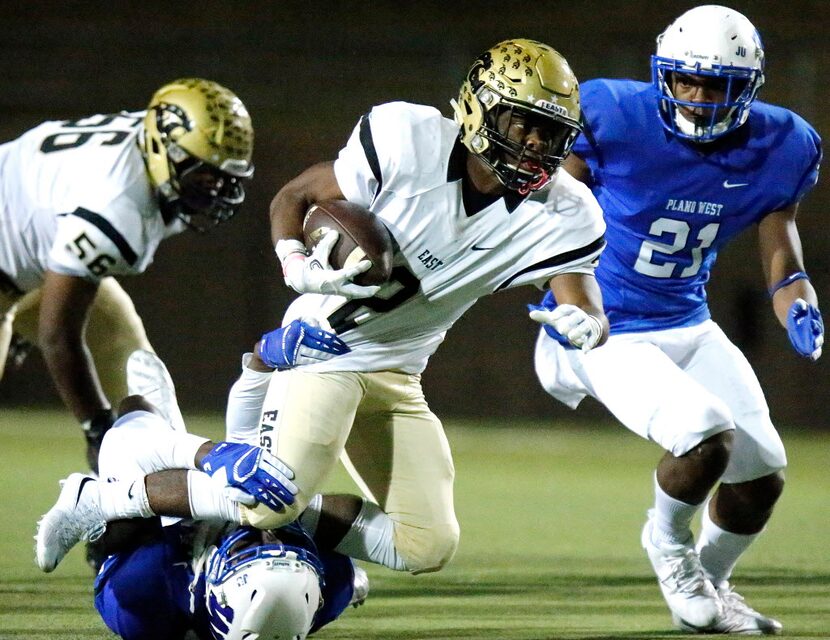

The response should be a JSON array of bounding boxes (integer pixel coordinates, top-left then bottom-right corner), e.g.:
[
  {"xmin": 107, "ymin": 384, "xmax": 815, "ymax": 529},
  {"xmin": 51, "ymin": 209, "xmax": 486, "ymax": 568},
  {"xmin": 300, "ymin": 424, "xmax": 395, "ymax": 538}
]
[{"xmin": 1, "ymin": 410, "xmax": 828, "ymax": 639}]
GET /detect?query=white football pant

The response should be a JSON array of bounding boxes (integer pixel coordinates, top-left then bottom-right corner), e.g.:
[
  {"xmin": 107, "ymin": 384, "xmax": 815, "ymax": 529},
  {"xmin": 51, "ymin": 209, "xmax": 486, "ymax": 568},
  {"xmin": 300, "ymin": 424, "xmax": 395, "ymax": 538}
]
[{"xmin": 535, "ymin": 319, "xmax": 786, "ymax": 483}]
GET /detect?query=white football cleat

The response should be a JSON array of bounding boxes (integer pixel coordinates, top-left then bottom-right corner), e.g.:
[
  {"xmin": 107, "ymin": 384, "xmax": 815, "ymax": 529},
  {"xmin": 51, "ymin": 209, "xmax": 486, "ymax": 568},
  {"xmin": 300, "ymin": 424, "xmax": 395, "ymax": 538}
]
[
  {"xmin": 673, "ymin": 582, "xmax": 783, "ymax": 635},
  {"xmin": 350, "ymin": 565, "xmax": 370, "ymax": 608},
  {"xmin": 642, "ymin": 510, "xmax": 722, "ymax": 628},
  {"xmin": 35, "ymin": 473, "xmax": 107, "ymax": 573},
  {"xmin": 126, "ymin": 349, "xmax": 186, "ymax": 432}
]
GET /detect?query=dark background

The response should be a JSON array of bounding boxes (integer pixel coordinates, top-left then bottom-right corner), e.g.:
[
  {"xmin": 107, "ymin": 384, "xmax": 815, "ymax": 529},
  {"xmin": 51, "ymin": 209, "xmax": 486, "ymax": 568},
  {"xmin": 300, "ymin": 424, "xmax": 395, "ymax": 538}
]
[{"xmin": 1, "ymin": 1, "xmax": 827, "ymax": 428}]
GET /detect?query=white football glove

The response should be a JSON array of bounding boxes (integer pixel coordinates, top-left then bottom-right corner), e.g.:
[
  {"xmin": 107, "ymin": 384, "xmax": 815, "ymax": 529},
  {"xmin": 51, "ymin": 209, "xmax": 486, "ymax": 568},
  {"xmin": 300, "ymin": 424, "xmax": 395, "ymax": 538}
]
[
  {"xmin": 529, "ymin": 304, "xmax": 603, "ymax": 352},
  {"xmin": 276, "ymin": 231, "xmax": 380, "ymax": 299}
]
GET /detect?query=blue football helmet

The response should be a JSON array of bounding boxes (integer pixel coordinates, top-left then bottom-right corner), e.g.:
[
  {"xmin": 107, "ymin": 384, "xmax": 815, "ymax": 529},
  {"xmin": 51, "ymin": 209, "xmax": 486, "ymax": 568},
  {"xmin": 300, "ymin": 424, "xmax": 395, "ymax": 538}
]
[
  {"xmin": 651, "ymin": 5, "xmax": 765, "ymax": 142},
  {"xmin": 205, "ymin": 527, "xmax": 324, "ymax": 640}
]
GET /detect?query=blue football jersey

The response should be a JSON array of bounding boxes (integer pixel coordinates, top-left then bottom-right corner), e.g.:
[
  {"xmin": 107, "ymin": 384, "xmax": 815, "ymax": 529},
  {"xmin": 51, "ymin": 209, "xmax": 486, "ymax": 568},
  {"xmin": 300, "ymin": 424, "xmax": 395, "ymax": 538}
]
[{"xmin": 571, "ymin": 79, "xmax": 822, "ymax": 333}]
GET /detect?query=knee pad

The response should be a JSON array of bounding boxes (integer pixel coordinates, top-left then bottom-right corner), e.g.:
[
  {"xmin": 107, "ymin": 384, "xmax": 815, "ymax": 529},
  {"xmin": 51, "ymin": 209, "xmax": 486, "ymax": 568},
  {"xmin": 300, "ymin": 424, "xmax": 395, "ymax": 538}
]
[{"xmin": 393, "ymin": 520, "xmax": 460, "ymax": 575}]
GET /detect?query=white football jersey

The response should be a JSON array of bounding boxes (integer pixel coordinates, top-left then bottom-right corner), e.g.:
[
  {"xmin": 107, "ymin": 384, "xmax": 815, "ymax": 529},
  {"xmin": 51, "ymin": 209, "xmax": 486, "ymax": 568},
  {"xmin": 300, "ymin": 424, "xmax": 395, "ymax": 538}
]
[
  {"xmin": 0, "ymin": 110, "xmax": 184, "ymax": 292},
  {"xmin": 284, "ymin": 102, "xmax": 606, "ymax": 373}
]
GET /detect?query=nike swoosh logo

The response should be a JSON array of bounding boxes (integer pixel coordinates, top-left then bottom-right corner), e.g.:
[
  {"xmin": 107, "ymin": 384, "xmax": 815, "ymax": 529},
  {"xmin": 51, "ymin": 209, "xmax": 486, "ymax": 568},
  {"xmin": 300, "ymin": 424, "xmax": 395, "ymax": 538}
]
[
  {"xmin": 233, "ymin": 447, "xmax": 260, "ymax": 482},
  {"xmin": 75, "ymin": 476, "xmax": 94, "ymax": 507},
  {"xmin": 471, "ymin": 244, "xmax": 494, "ymax": 251},
  {"xmin": 127, "ymin": 481, "xmax": 135, "ymax": 500},
  {"xmin": 723, "ymin": 180, "xmax": 749, "ymax": 189}
]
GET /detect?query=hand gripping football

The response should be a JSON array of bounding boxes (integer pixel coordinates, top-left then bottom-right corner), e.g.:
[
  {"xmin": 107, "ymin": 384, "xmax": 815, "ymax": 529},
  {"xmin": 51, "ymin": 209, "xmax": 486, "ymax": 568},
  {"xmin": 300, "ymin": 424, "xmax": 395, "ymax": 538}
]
[{"xmin": 302, "ymin": 200, "xmax": 394, "ymax": 286}]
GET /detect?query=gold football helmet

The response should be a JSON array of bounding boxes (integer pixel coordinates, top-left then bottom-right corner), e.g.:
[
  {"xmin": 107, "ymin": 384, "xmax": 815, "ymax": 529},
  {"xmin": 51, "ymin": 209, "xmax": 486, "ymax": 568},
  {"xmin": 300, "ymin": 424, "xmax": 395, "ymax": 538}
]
[
  {"xmin": 140, "ymin": 78, "xmax": 254, "ymax": 231},
  {"xmin": 452, "ymin": 39, "xmax": 581, "ymax": 193}
]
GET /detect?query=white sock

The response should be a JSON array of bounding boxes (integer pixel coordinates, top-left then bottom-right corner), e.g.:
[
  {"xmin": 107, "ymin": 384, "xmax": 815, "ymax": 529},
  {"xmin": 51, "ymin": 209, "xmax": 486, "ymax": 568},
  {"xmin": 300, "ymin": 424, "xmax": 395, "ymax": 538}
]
[
  {"xmin": 651, "ymin": 474, "xmax": 702, "ymax": 547},
  {"xmin": 98, "ymin": 477, "xmax": 154, "ymax": 520},
  {"xmin": 334, "ymin": 499, "xmax": 408, "ymax": 571},
  {"xmin": 225, "ymin": 353, "xmax": 273, "ymax": 444},
  {"xmin": 697, "ymin": 503, "xmax": 759, "ymax": 587},
  {"xmin": 186, "ymin": 470, "xmax": 243, "ymax": 523},
  {"xmin": 299, "ymin": 493, "xmax": 323, "ymax": 535}
]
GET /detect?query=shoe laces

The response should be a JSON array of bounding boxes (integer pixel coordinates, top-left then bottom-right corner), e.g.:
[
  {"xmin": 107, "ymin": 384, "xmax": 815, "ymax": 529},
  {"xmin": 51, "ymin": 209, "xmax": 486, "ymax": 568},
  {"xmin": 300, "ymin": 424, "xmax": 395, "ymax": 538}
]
[
  {"xmin": 718, "ymin": 583, "xmax": 761, "ymax": 618},
  {"xmin": 662, "ymin": 548, "xmax": 710, "ymax": 594}
]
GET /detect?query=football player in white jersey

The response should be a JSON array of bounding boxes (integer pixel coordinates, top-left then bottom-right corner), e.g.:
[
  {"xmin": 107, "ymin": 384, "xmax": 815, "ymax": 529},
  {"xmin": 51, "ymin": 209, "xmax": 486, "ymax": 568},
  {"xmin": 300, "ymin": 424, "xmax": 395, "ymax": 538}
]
[
  {"xmin": 232, "ymin": 39, "xmax": 608, "ymax": 577},
  {"xmin": 0, "ymin": 78, "xmax": 254, "ymax": 471}
]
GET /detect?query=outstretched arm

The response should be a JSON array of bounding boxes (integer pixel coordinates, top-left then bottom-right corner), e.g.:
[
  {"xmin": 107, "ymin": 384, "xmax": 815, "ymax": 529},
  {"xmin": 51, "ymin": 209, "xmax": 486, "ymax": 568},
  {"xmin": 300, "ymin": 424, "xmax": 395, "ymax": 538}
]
[
  {"xmin": 759, "ymin": 204, "xmax": 823, "ymax": 360},
  {"xmin": 530, "ymin": 272, "xmax": 608, "ymax": 352}
]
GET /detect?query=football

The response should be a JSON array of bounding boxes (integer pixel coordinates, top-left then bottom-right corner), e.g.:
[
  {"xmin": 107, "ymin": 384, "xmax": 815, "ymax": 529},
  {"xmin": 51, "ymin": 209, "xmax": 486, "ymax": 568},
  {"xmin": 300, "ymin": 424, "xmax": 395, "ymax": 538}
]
[{"xmin": 302, "ymin": 200, "xmax": 394, "ymax": 286}]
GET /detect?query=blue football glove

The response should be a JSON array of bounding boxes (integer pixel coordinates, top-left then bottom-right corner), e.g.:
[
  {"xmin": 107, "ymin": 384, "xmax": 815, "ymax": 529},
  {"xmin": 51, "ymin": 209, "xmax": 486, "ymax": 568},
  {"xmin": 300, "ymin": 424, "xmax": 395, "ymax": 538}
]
[
  {"xmin": 786, "ymin": 298, "xmax": 824, "ymax": 361},
  {"xmin": 201, "ymin": 442, "xmax": 298, "ymax": 513},
  {"xmin": 258, "ymin": 317, "xmax": 350, "ymax": 370}
]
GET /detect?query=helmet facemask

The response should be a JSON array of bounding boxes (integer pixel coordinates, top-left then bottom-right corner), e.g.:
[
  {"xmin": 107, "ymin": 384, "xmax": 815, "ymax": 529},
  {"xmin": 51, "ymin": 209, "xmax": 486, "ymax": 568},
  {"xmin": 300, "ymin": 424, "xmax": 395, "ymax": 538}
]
[
  {"xmin": 163, "ymin": 145, "xmax": 248, "ymax": 232},
  {"xmin": 652, "ymin": 60, "xmax": 762, "ymax": 142},
  {"xmin": 475, "ymin": 98, "xmax": 580, "ymax": 194}
]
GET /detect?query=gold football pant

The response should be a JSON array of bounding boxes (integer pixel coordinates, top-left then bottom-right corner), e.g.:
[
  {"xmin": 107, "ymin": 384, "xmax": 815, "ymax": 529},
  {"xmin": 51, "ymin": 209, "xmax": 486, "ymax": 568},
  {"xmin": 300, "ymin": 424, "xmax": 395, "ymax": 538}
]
[
  {"xmin": 0, "ymin": 277, "xmax": 153, "ymax": 403},
  {"xmin": 252, "ymin": 368, "xmax": 460, "ymax": 574}
]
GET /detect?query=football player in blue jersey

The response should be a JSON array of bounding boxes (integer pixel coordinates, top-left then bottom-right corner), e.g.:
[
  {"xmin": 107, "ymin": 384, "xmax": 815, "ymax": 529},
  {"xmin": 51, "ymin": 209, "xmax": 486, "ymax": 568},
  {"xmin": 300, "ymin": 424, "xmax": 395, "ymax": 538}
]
[
  {"xmin": 34, "ymin": 329, "xmax": 366, "ymax": 640},
  {"xmin": 531, "ymin": 5, "xmax": 822, "ymax": 635}
]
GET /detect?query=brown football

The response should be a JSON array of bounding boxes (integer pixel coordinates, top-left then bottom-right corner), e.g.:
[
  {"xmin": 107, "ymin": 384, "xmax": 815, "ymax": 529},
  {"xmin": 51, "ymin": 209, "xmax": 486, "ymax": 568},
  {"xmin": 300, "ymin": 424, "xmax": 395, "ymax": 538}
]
[{"xmin": 302, "ymin": 200, "xmax": 394, "ymax": 287}]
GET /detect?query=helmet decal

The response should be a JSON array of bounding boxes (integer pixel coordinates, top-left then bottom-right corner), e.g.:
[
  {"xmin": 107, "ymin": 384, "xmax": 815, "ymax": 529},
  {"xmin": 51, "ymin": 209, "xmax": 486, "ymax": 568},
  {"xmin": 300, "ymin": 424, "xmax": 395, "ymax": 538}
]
[{"xmin": 156, "ymin": 102, "xmax": 192, "ymax": 140}]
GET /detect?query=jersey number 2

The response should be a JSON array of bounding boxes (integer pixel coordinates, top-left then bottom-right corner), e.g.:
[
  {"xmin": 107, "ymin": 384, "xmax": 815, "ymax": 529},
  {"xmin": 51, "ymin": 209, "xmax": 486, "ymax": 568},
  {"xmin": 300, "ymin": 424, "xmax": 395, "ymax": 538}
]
[{"xmin": 634, "ymin": 218, "xmax": 720, "ymax": 278}]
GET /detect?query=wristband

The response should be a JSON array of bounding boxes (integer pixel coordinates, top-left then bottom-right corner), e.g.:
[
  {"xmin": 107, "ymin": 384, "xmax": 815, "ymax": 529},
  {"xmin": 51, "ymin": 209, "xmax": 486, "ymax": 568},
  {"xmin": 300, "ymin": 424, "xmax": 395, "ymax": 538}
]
[
  {"xmin": 274, "ymin": 239, "xmax": 307, "ymax": 265},
  {"xmin": 769, "ymin": 271, "xmax": 809, "ymax": 298}
]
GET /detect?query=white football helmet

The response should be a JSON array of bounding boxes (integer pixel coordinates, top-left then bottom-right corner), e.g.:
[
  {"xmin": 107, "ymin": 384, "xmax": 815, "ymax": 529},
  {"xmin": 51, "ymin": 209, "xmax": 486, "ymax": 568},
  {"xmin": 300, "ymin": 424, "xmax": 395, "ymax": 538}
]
[
  {"xmin": 652, "ymin": 5, "xmax": 765, "ymax": 141},
  {"xmin": 206, "ymin": 528, "xmax": 323, "ymax": 640}
]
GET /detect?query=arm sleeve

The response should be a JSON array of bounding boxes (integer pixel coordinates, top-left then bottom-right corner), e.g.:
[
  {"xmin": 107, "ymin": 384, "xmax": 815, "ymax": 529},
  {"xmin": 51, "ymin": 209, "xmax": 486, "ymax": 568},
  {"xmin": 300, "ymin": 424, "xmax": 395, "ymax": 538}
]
[{"xmin": 224, "ymin": 353, "xmax": 274, "ymax": 444}]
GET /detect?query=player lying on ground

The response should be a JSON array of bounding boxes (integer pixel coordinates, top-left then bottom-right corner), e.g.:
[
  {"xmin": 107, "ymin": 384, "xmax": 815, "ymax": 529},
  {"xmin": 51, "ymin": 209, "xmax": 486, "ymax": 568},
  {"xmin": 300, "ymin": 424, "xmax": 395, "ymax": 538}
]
[{"xmin": 35, "ymin": 333, "xmax": 366, "ymax": 640}]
